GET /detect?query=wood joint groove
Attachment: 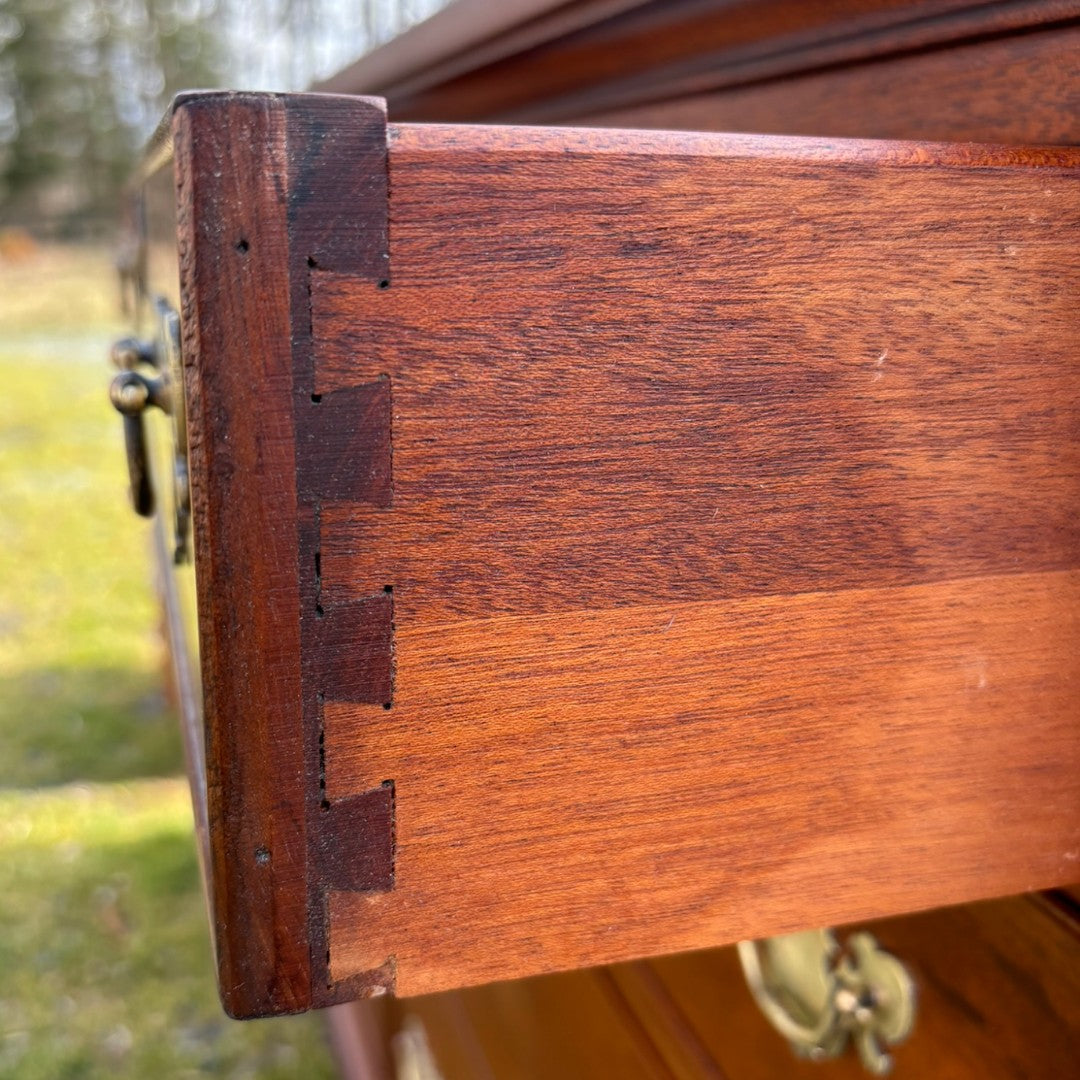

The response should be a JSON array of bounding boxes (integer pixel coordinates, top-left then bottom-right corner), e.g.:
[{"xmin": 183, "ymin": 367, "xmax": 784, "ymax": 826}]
[{"xmin": 284, "ymin": 94, "xmax": 394, "ymax": 1004}]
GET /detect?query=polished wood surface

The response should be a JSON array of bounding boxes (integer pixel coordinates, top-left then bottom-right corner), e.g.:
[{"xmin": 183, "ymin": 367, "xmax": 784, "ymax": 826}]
[
  {"xmin": 585, "ymin": 26, "xmax": 1080, "ymax": 144},
  {"xmin": 312, "ymin": 125, "xmax": 1080, "ymax": 996},
  {"xmin": 317, "ymin": 127, "xmax": 1080, "ymax": 622},
  {"xmin": 160, "ymin": 91, "xmax": 1080, "ymax": 1017},
  {"xmin": 329, "ymin": 569, "xmax": 1080, "ymax": 994},
  {"xmin": 319, "ymin": 0, "xmax": 1080, "ymax": 142},
  {"xmin": 644, "ymin": 895, "xmax": 1080, "ymax": 1078},
  {"xmin": 373, "ymin": 894, "xmax": 1080, "ymax": 1078}
]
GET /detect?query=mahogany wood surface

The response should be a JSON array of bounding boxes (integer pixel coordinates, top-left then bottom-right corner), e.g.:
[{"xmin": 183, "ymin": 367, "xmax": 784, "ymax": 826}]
[
  {"xmin": 317, "ymin": 127, "xmax": 1080, "ymax": 623},
  {"xmin": 138, "ymin": 2, "xmax": 1080, "ymax": 1046},
  {"xmin": 376, "ymin": 894, "xmax": 1080, "ymax": 1078},
  {"xmin": 174, "ymin": 91, "xmax": 395, "ymax": 1018},
  {"xmin": 175, "ymin": 94, "xmax": 311, "ymax": 1018},
  {"xmin": 583, "ymin": 25, "xmax": 1080, "ymax": 144},
  {"xmin": 164, "ymin": 93, "xmax": 1080, "ymax": 1015},
  {"xmin": 319, "ymin": 0, "xmax": 1080, "ymax": 137},
  {"xmin": 313, "ymin": 125, "xmax": 1080, "ymax": 997}
]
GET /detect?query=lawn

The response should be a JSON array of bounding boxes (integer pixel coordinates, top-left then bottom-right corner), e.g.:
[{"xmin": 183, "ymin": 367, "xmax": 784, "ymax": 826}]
[{"xmin": 0, "ymin": 243, "xmax": 338, "ymax": 1078}]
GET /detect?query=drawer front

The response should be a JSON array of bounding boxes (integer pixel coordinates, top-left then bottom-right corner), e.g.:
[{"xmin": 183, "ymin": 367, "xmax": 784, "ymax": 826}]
[{"xmin": 161, "ymin": 92, "xmax": 1079, "ymax": 1017}]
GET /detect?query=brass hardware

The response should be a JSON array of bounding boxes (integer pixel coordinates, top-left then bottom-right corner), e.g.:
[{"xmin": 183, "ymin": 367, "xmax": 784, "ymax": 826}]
[
  {"xmin": 109, "ymin": 297, "xmax": 191, "ymax": 562},
  {"xmin": 110, "ymin": 335, "xmax": 159, "ymax": 372},
  {"xmin": 738, "ymin": 929, "xmax": 915, "ymax": 1075}
]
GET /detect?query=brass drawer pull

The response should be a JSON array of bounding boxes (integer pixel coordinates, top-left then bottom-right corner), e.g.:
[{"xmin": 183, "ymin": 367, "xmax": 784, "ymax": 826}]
[
  {"xmin": 109, "ymin": 353, "xmax": 171, "ymax": 517},
  {"xmin": 738, "ymin": 929, "xmax": 915, "ymax": 1075},
  {"xmin": 108, "ymin": 297, "xmax": 191, "ymax": 562}
]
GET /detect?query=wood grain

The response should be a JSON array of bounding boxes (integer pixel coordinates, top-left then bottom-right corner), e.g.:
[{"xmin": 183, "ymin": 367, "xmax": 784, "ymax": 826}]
[
  {"xmin": 320, "ymin": 0, "xmax": 1079, "ymax": 139},
  {"xmin": 373, "ymin": 893, "xmax": 1080, "ymax": 1078},
  {"xmin": 316, "ymin": 126, "xmax": 1080, "ymax": 624},
  {"xmin": 327, "ymin": 569, "xmax": 1080, "ymax": 994},
  {"xmin": 643, "ymin": 895, "xmax": 1080, "ymax": 1078},
  {"xmin": 169, "ymin": 100, "xmax": 1080, "ymax": 1013},
  {"xmin": 305, "ymin": 125, "xmax": 1080, "ymax": 997},
  {"xmin": 173, "ymin": 91, "xmax": 394, "ymax": 1018},
  {"xmin": 174, "ymin": 93, "xmax": 310, "ymax": 1018},
  {"xmin": 583, "ymin": 26, "xmax": 1080, "ymax": 145},
  {"xmin": 282, "ymin": 93, "xmax": 397, "ymax": 1005}
]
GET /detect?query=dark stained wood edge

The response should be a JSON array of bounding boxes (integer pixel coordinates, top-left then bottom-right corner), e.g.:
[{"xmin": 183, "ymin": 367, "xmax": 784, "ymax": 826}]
[
  {"xmin": 284, "ymin": 93, "xmax": 395, "ymax": 1006},
  {"xmin": 174, "ymin": 92, "xmax": 311, "ymax": 1018},
  {"xmin": 1031, "ymin": 886, "xmax": 1080, "ymax": 940},
  {"xmin": 173, "ymin": 90, "xmax": 392, "ymax": 1018}
]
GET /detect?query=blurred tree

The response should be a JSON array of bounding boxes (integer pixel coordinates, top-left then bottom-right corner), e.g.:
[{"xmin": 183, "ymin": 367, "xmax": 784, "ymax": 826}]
[
  {"xmin": 0, "ymin": 0, "xmax": 224, "ymax": 235},
  {"xmin": 0, "ymin": 0, "xmax": 451, "ymax": 234}
]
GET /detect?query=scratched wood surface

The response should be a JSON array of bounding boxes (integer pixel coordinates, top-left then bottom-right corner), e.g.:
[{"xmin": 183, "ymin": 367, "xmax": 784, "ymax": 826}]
[
  {"xmin": 313, "ymin": 126, "xmax": 1080, "ymax": 996},
  {"xmin": 174, "ymin": 95, "xmax": 313, "ymax": 1017},
  {"xmin": 173, "ymin": 91, "xmax": 393, "ymax": 1018}
]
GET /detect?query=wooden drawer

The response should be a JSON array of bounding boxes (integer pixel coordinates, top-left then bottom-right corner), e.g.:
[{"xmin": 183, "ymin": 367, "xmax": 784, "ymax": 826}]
[
  {"xmin": 124, "ymin": 88, "xmax": 1080, "ymax": 1022},
  {"xmin": 358, "ymin": 893, "xmax": 1080, "ymax": 1079}
]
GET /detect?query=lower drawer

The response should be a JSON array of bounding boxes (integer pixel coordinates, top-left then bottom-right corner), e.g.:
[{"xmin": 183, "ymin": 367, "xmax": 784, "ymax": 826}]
[{"xmin": 336, "ymin": 891, "xmax": 1080, "ymax": 1079}]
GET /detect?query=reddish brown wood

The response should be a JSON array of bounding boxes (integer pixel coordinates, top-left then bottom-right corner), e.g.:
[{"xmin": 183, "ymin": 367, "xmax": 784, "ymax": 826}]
[
  {"xmin": 319, "ymin": 0, "xmax": 1079, "ymax": 134},
  {"xmin": 324, "ymin": 1000, "xmax": 395, "ymax": 1080},
  {"xmin": 304, "ymin": 125, "xmax": 1080, "ymax": 998},
  {"xmin": 166, "ymin": 100, "xmax": 1080, "ymax": 1016},
  {"xmin": 387, "ymin": 965, "xmax": 685, "ymax": 1079},
  {"xmin": 375, "ymin": 894, "xmax": 1080, "ymax": 1078},
  {"xmin": 644, "ymin": 896, "xmax": 1080, "ymax": 1078},
  {"xmin": 328, "ymin": 569, "xmax": 1080, "ymax": 995},
  {"xmin": 283, "ymin": 92, "xmax": 396, "ymax": 1006},
  {"xmin": 584, "ymin": 26, "xmax": 1080, "ymax": 144},
  {"xmin": 314, "ymin": 0, "xmax": 612, "ymax": 100},
  {"xmin": 175, "ymin": 93, "xmax": 311, "ymax": 1019},
  {"xmin": 174, "ymin": 91, "xmax": 394, "ymax": 1018},
  {"xmin": 316, "ymin": 126, "xmax": 1080, "ymax": 623}
]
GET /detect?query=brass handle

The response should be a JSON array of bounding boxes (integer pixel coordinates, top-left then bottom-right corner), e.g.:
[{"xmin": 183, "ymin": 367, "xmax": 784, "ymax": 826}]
[
  {"xmin": 108, "ymin": 298, "xmax": 190, "ymax": 563},
  {"xmin": 738, "ymin": 929, "xmax": 915, "ymax": 1075},
  {"xmin": 109, "ymin": 365, "xmax": 171, "ymax": 518}
]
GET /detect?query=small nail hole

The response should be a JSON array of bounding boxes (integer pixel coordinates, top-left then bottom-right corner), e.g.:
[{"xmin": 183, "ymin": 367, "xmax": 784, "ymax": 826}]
[
  {"xmin": 315, "ymin": 604, "xmax": 324, "ymax": 618},
  {"xmin": 383, "ymin": 584, "xmax": 393, "ymax": 593},
  {"xmin": 307, "ymin": 255, "xmax": 317, "ymax": 268},
  {"xmin": 377, "ymin": 279, "xmax": 390, "ymax": 289},
  {"xmin": 383, "ymin": 702, "xmax": 392, "ymax": 710},
  {"xmin": 235, "ymin": 239, "xmax": 249, "ymax": 254},
  {"xmin": 311, "ymin": 393, "xmax": 322, "ymax": 403},
  {"xmin": 254, "ymin": 847, "xmax": 270, "ymax": 865}
]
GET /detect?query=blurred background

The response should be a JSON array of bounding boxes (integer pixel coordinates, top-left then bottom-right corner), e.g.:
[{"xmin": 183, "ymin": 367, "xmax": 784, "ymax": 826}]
[{"xmin": 0, "ymin": 3, "xmax": 445, "ymax": 1077}]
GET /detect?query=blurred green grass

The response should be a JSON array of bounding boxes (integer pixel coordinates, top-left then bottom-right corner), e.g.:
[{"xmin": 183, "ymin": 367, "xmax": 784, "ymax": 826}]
[{"xmin": 0, "ymin": 244, "xmax": 337, "ymax": 1078}]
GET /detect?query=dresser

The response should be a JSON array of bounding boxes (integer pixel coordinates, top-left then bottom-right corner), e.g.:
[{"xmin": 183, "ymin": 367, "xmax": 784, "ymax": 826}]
[{"xmin": 112, "ymin": 1, "xmax": 1080, "ymax": 1075}]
